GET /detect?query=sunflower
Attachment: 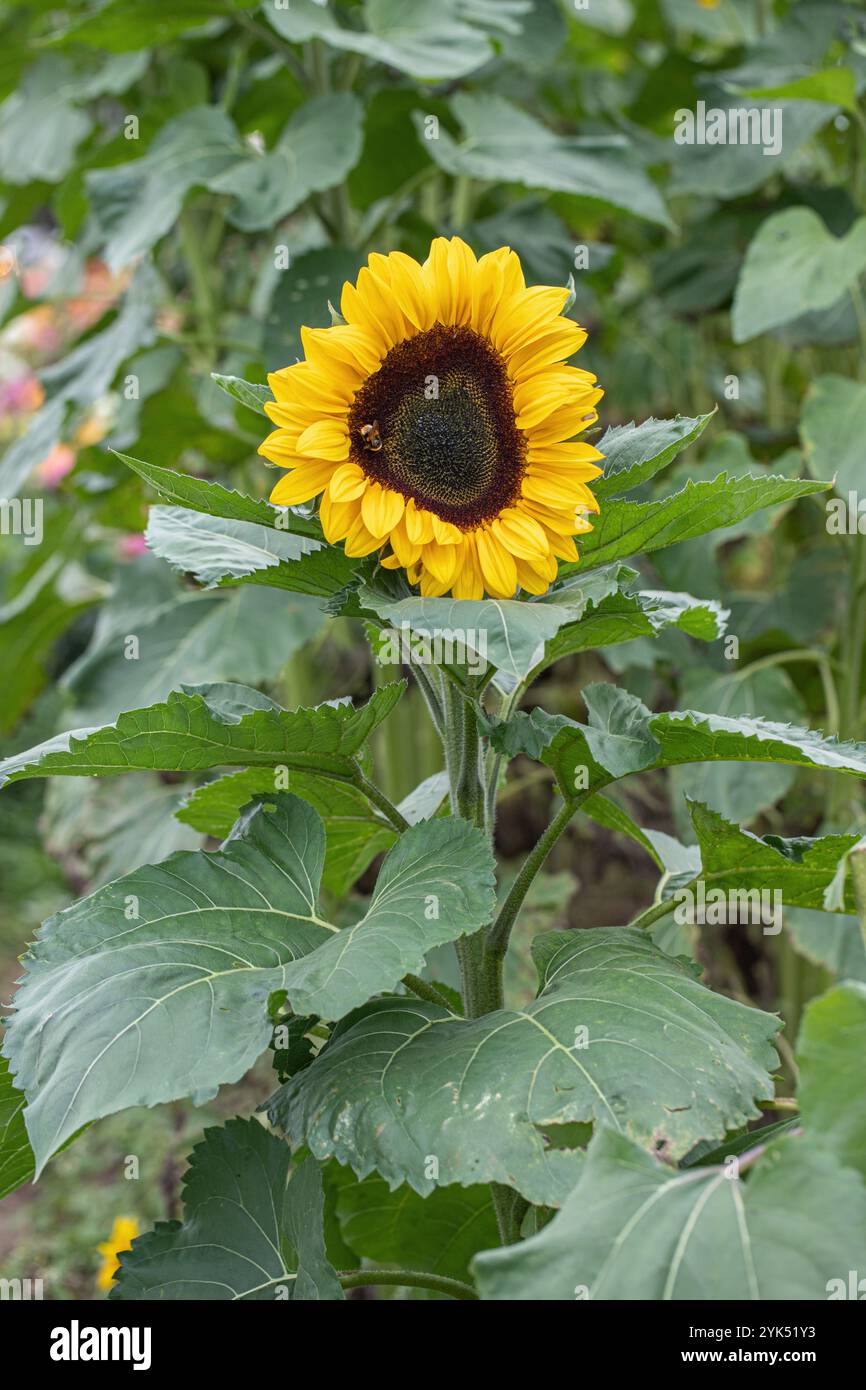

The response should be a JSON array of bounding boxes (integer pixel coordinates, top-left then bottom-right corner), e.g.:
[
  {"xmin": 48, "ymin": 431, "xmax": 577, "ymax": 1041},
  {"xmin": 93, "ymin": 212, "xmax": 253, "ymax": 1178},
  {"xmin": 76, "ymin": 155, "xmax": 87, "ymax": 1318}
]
[{"xmin": 259, "ymin": 237, "xmax": 603, "ymax": 599}]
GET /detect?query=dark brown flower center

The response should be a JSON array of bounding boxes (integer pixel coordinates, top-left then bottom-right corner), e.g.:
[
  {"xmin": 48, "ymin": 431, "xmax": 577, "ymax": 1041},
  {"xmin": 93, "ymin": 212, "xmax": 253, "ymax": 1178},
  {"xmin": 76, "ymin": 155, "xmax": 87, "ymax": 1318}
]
[{"xmin": 348, "ymin": 324, "xmax": 525, "ymax": 528}]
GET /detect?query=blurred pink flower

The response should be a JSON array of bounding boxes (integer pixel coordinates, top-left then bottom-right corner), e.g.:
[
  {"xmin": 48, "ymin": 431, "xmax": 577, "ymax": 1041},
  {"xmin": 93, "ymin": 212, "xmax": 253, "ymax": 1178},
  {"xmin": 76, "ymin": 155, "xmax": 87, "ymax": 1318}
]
[
  {"xmin": 36, "ymin": 443, "xmax": 76, "ymax": 489},
  {"xmin": 118, "ymin": 533, "xmax": 149, "ymax": 559}
]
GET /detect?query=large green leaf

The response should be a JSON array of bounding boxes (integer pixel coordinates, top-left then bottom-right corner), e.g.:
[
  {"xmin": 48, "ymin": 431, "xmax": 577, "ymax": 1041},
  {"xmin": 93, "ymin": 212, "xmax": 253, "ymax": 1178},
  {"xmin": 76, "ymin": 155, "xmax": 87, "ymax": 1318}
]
[
  {"xmin": 115, "ymin": 450, "xmax": 322, "ymax": 539},
  {"xmin": 0, "ymin": 682, "xmax": 403, "ymax": 787},
  {"xmin": 536, "ymin": 582, "xmax": 727, "ymax": 678},
  {"xmin": 211, "ymin": 94, "xmax": 363, "ymax": 231},
  {"xmin": 564, "ymin": 474, "xmax": 827, "ymax": 575},
  {"xmin": 785, "ymin": 907, "xmax": 866, "ymax": 982},
  {"xmin": 593, "ymin": 413, "xmax": 715, "ymax": 500},
  {"xmin": 0, "ymin": 1054, "xmax": 34, "ymax": 1201},
  {"xmin": 143, "ymin": 506, "xmax": 352, "ymax": 597},
  {"xmin": 265, "ymin": 0, "xmax": 525, "ymax": 81},
  {"xmin": 680, "ymin": 801, "xmax": 858, "ymax": 915},
  {"xmin": 472, "ymin": 1127, "xmax": 866, "ymax": 1300},
  {"xmin": 58, "ymin": 567, "xmax": 328, "ymax": 725},
  {"xmin": 336, "ymin": 1175, "xmax": 499, "ymax": 1285},
  {"xmin": 493, "ymin": 683, "xmax": 866, "ymax": 801},
  {"xmin": 269, "ymin": 928, "xmax": 779, "ymax": 1207},
  {"xmin": 43, "ymin": 0, "xmax": 261, "ymax": 50},
  {"xmin": 0, "ymin": 52, "xmax": 146, "ymax": 183},
  {"xmin": 87, "ymin": 106, "xmax": 244, "ymax": 268},
  {"xmin": 3, "ymin": 793, "xmax": 493, "ymax": 1170},
  {"xmin": 670, "ymin": 92, "xmax": 837, "ymax": 199},
  {"xmin": 800, "ymin": 373, "xmax": 866, "ymax": 497},
  {"xmin": 797, "ymin": 982, "xmax": 866, "ymax": 1179},
  {"xmin": 358, "ymin": 571, "xmax": 623, "ymax": 682},
  {"xmin": 178, "ymin": 767, "xmax": 448, "ymax": 897},
  {"xmin": 112, "ymin": 1122, "xmax": 342, "ymax": 1301},
  {"xmin": 732, "ymin": 208, "xmax": 866, "ymax": 343},
  {"xmin": 669, "ymin": 665, "xmax": 807, "ymax": 826},
  {"xmin": 420, "ymin": 92, "xmax": 671, "ymax": 228}
]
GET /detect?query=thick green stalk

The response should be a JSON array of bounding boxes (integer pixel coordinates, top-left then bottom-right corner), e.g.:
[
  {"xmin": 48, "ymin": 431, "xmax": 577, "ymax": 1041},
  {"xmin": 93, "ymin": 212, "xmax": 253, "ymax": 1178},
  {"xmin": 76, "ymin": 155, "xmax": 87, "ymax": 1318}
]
[
  {"xmin": 485, "ymin": 796, "xmax": 582, "ymax": 966},
  {"xmin": 339, "ymin": 1269, "xmax": 478, "ymax": 1300}
]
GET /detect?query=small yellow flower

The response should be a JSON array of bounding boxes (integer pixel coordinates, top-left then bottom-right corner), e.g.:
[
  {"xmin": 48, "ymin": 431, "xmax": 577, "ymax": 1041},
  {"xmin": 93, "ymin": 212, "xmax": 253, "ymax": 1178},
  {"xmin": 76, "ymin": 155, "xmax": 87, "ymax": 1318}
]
[
  {"xmin": 96, "ymin": 1216, "xmax": 139, "ymax": 1291},
  {"xmin": 260, "ymin": 237, "xmax": 603, "ymax": 600},
  {"xmin": 698, "ymin": 0, "xmax": 720, "ymax": 9}
]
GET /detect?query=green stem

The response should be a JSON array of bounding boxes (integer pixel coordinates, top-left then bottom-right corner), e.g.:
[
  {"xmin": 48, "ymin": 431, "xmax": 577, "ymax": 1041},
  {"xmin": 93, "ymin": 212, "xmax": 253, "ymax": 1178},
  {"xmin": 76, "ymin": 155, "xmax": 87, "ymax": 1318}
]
[
  {"xmin": 178, "ymin": 209, "xmax": 217, "ymax": 356},
  {"xmin": 450, "ymin": 174, "xmax": 475, "ymax": 229},
  {"xmin": 351, "ymin": 769, "xmax": 410, "ymax": 833},
  {"xmin": 339, "ymin": 1269, "xmax": 478, "ymax": 1300},
  {"xmin": 485, "ymin": 797, "xmax": 581, "ymax": 963},
  {"xmin": 403, "ymin": 974, "xmax": 453, "ymax": 1008},
  {"xmin": 628, "ymin": 896, "xmax": 680, "ymax": 932}
]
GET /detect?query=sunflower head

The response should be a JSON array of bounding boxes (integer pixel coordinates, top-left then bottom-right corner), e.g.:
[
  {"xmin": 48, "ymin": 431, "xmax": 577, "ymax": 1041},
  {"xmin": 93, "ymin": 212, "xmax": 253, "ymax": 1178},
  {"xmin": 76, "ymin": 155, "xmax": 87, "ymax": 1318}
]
[{"xmin": 260, "ymin": 237, "xmax": 603, "ymax": 599}]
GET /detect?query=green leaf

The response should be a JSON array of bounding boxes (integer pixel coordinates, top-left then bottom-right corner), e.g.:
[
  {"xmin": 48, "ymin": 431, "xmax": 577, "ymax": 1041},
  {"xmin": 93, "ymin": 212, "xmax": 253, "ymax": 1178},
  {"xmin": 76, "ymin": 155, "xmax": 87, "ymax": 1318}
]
[
  {"xmin": 0, "ymin": 1054, "xmax": 34, "ymax": 1201},
  {"xmin": 210, "ymin": 374, "xmax": 270, "ymax": 416},
  {"xmin": 801, "ymin": 373, "xmax": 866, "ymax": 497},
  {"xmin": 492, "ymin": 682, "xmax": 866, "ymax": 801},
  {"xmin": 593, "ymin": 413, "xmax": 715, "ymax": 500},
  {"xmin": 679, "ymin": 800, "xmax": 858, "ymax": 914},
  {"xmin": 284, "ymin": 810, "xmax": 495, "ymax": 1019},
  {"xmin": 178, "ymin": 767, "xmax": 448, "ymax": 898},
  {"xmin": 3, "ymin": 793, "xmax": 493, "ymax": 1169},
  {"xmin": 144, "ymin": 506, "xmax": 319, "ymax": 587},
  {"xmin": 732, "ymin": 208, "xmax": 866, "ymax": 343},
  {"xmin": 671, "ymin": 93, "xmax": 837, "ymax": 199},
  {"xmin": 87, "ymin": 106, "xmax": 244, "ymax": 269},
  {"xmin": 43, "ymin": 0, "xmax": 261, "ymax": 51},
  {"xmin": 669, "ymin": 665, "xmax": 807, "ymax": 826},
  {"xmin": 0, "ymin": 682, "xmax": 403, "ymax": 787},
  {"xmin": 143, "ymin": 506, "xmax": 351, "ymax": 597},
  {"xmin": 337, "ymin": 1176, "xmax": 499, "ymax": 1285},
  {"xmin": 63, "ymin": 586, "xmax": 327, "ymax": 725},
  {"xmin": 359, "ymin": 582, "xmax": 607, "ymax": 683},
  {"xmin": 269, "ymin": 928, "xmax": 779, "ymax": 1206},
  {"xmin": 797, "ymin": 982, "xmax": 866, "ymax": 1180},
  {"xmin": 420, "ymin": 92, "xmax": 671, "ymax": 228},
  {"xmin": 211, "ymin": 94, "xmax": 363, "ymax": 231},
  {"xmin": 115, "ymin": 449, "xmax": 322, "ymax": 538},
  {"xmin": 565, "ymin": 474, "xmax": 826, "ymax": 575},
  {"xmin": 537, "ymin": 581, "xmax": 727, "ymax": 676},
  {"xmin": 112, "ymin": 1122, "xmax": 342, "ymax": 1301},
  {"xmin": 264, "ymin": 246, "xmax": 364, "ymax": 371},
  {"xmin": 0, "ymin": 53, "xmax": 146, "ymax": 183},
  {"xmin": 784, "ymin": 907, "xmax": 866, "ymax": 982},
  {"xmin": 473, "ymin": 1127, "xmax": 866, "ymax": 1300},
  {"xmin": 265, "ymin": 0, "xmax": 520, "ymax": 81},
  {"xmin": 742, "ymin": 69, "xmax": 860, "ymax": 115}
]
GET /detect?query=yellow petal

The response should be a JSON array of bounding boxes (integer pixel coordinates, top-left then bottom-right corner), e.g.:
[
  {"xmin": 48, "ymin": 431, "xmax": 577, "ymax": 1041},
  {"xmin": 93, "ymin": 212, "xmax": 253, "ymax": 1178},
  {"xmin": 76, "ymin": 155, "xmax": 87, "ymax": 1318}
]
[
  {"xmin": 301, "ymin": 323, "xmax": 381, "ymax": 378},
  {"xmin": 509, "ymin": 323, "xmax": 588, "ymax": 379},
  {"xmin": 389, "ymin": 518, "xmax": 422, "ymax": 568},
  {"xmin": 344, "ymin": 514, "xmax": 384, "ymax": 557},
  {"xmin": 476, "ymin": 529, "xmax": 518, "ymax": 598},
  {"xmin": 269, "ymin": 460, "xmax": 334, "ymax": 505},
  {"xmin": 452, "ymin": 538, "xmax": 484, "ymax": 600},
  {"xmin": 404, "ymin": 499, "xmax": 436, "ymax": 545},
  {"xmin": 329, "ymin": 462, "xmax": 368, "ymax": 502},
  {"xmin": 490, "ymin": 285, "xmax": 571, "ymax": 359},
  {"xmin": 431, "ymin": 514, "xmax": 462, "ymax": 545},
  {"xmin": 421, "ymin": 538, "xmax": 463, "ymax": 586},
  {"xmin": 491, "ymin": 507, "xmax": 549, "ymax": 560},
  {"xmin": 296, "ymin": 419, "xmax": 351, "ymax": 462},
  {"xmin": 361, "ymin": 482, "xmax": 405, "ymax": 537},
  {"xmin": 320, "ymin": 490, "xmax": 361, "ymax": 542}
]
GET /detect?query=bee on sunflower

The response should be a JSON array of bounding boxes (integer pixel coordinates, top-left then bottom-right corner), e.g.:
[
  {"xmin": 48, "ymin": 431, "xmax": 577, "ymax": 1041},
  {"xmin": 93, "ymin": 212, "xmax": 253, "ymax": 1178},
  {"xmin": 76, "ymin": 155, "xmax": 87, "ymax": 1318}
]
[{"xmin": 259, "ymin": 237, "xmax": 603, "ymax": 600}]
